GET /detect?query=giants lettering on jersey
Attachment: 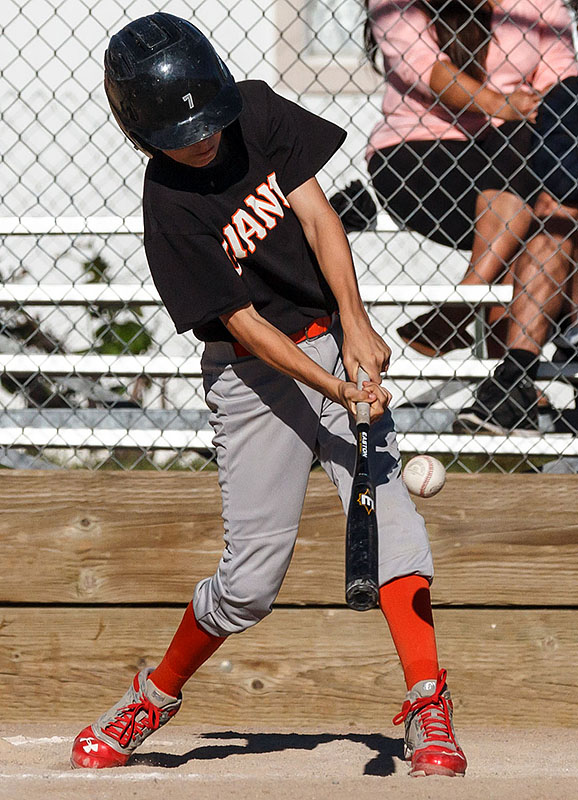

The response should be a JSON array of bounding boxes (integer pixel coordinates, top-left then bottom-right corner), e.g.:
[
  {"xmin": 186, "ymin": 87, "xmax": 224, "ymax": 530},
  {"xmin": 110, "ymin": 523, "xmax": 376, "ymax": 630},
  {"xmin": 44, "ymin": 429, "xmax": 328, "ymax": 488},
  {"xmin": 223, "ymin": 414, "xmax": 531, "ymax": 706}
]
[{"xmin": 221, "ymin": 172, "xmax": 290, "ymax": 274}]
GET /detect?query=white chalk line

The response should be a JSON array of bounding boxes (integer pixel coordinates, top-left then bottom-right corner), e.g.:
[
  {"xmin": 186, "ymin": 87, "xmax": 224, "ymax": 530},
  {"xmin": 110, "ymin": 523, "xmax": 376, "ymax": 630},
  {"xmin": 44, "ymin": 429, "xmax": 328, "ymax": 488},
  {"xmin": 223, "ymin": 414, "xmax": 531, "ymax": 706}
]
[
  {"xmin": 3, "ymin": 736, "xmax": 180, "ymax": 747},
  {"xmin": 4, "ymin": 736, "xmax": 72, "ymax": 746}
]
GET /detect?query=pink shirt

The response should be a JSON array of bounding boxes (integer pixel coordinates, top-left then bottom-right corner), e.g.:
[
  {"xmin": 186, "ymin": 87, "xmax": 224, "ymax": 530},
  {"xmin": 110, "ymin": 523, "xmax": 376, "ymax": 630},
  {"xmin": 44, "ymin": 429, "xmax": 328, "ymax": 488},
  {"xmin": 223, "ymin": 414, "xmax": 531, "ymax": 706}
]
[{"xmin": 367, "ymin": 0, "xmax": 578, "ymax": 156}]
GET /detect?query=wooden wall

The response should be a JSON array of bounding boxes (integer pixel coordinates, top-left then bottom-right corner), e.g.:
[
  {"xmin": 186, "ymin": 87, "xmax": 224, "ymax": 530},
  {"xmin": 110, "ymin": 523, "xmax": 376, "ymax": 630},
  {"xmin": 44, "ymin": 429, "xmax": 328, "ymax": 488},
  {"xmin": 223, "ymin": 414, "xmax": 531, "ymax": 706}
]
[{"xmin": 0, "ymin": 471, "xmax": 576, "ymax": 728}]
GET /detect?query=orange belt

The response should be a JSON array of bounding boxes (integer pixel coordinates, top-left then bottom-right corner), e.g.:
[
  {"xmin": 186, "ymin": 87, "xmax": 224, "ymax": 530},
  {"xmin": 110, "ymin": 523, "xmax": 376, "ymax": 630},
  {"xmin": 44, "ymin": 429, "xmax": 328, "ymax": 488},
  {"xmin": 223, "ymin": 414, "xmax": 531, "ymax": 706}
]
[{"xmin": 232, "ymin": 314, "xmax": 333, "ymax": 358}]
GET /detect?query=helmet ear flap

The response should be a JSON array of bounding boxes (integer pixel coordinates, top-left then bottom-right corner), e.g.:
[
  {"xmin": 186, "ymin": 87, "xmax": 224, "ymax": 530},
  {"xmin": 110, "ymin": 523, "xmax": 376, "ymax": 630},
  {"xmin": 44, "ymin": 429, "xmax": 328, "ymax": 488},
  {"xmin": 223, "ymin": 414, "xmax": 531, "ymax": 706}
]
[{"xmin": 108, "ymin": 103, "xmax": 154, "ymax": 157}]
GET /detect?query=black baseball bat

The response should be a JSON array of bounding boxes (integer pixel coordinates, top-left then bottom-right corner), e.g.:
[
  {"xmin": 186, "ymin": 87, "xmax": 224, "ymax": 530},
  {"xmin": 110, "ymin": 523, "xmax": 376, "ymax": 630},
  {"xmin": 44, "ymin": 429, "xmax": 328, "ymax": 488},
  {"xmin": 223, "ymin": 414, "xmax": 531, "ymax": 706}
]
[{"xmin": 345, "ymin": 367, "xmax": 379, "ymax": 611}]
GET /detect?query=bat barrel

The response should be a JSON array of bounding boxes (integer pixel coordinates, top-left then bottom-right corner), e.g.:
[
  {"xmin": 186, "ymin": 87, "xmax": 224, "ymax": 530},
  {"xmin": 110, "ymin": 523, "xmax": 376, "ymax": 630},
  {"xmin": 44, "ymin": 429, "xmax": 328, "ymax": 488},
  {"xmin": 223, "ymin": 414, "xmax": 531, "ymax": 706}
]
[{"xmin": 345, "ymin": 469, "xmax": 379, "ymax": 611}]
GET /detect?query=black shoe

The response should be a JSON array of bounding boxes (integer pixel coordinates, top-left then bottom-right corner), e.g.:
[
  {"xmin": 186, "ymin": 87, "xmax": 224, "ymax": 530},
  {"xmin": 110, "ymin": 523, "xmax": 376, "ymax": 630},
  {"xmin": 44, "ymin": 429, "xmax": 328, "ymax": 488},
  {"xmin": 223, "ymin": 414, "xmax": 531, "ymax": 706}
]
[
  {"xmin": 552, "ymin": 324, "xmax": 578, "ymax": 363},
  {"xmin": 453, "ymin": 362, "xmax": 539, "ymax": 436},
  {"xmin": 397, "ymin": 307, "xmax": 474, "ymax": 357}
]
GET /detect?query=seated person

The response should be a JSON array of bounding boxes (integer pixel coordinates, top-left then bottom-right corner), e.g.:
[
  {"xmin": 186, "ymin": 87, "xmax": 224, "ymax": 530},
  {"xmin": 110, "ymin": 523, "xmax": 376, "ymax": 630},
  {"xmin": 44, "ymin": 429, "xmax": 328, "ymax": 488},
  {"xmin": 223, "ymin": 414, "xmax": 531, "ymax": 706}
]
[
  {"xmin": 455, "ymin": 79, "xmax": 578, "ymax": 434},
  {"xmin": 364, "ymin": 0, "xmax": 578, "ymax": 361},
  {"xmin": 533, "ymin": 77, "xmax": 578, "ymax": 366}
]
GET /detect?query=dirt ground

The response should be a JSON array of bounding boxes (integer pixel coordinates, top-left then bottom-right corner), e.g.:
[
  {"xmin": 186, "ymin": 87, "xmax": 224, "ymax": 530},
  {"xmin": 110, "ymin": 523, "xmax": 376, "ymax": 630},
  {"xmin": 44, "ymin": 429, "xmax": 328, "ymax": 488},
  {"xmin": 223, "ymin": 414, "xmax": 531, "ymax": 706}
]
[{"xmin": 0, "ymin": 724, "xmax": 575, "ymax": 800}]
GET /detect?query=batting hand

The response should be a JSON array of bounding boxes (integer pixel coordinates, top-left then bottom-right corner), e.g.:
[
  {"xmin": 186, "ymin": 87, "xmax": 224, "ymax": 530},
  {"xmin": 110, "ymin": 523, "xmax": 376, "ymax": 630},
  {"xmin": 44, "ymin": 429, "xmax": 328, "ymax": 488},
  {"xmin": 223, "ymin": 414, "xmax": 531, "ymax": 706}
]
[
  {"xmin": 338, "ymin": 380, "xmax": 392, "ymax": 423},
  {"xmin": 341, "ymin": 318, "xmax": 391, "ymax": 386}
]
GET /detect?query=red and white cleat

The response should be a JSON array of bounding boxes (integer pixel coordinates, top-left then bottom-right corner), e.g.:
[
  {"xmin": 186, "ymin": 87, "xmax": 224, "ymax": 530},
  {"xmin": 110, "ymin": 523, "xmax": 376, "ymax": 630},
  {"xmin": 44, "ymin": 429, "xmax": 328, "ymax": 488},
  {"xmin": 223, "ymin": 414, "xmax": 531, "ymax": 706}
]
[
  {"xmin": 71, "ymin": 668, "xmax": 181, "ymax": 769},
  {"xmin": 393, "ymin": 668, "xmax": 467, "ymax": 777},
  {"xmin": 71, "ymin": 725, "xmax": 130, "ymax": 769}
]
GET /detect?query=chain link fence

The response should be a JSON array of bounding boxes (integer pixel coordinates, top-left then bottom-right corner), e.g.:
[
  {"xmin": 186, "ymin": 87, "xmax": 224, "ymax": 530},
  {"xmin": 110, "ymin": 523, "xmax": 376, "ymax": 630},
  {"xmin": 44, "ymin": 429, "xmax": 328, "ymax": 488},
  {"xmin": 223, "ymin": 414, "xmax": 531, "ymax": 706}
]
[{"xmin": 1, "ymin": 0, "xmax": 578, "ymax": 472}]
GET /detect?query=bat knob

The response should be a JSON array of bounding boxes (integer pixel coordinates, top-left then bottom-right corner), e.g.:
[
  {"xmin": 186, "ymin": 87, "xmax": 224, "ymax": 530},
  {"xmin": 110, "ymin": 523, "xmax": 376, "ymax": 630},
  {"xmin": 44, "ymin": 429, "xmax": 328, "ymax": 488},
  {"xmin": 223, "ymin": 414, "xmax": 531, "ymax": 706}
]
[{"xmin": 346, "ymin": 580, "xmax": 379, "ymax": 612}]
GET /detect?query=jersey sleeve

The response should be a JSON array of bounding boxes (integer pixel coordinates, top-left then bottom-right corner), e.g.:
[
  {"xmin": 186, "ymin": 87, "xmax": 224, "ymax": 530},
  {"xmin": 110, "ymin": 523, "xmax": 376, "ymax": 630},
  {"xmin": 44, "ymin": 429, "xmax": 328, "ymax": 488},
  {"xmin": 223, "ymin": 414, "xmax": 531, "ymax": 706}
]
[
  {"xmin": 144, "ymin": 231, "xmax": 251, "ymax": 334},
  {"xmin": 261, "ymin": 83, "xmax": 347, "ymax": 196}
]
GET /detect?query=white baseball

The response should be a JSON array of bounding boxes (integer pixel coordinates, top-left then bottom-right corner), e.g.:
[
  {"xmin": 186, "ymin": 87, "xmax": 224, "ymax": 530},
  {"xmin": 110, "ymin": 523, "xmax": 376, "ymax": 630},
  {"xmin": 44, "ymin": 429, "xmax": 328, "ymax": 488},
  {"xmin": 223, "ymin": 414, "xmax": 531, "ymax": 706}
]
[{"xmin": 402, "ymin": 455, "xmax": 446, "ymax": 498}]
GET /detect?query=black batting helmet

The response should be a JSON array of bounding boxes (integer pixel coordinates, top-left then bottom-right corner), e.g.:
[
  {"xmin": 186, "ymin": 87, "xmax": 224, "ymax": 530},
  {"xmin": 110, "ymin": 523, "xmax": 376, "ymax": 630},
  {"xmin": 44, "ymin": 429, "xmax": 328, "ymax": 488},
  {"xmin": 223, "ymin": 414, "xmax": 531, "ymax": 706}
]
[{"xmin": 104, "ymin": 13, "xmax": 243, "ymax": 154}]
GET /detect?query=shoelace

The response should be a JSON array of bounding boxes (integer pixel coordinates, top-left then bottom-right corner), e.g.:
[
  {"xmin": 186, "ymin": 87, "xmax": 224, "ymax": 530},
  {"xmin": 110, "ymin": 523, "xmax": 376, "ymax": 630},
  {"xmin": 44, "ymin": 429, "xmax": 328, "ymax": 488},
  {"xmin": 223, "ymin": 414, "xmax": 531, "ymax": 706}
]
[
  {"xmin": 103, "ymin": 698, "xmax": 161, "ymax": 748},
  {"xmin": 392, "ymin": 668, "xmax": 455, "ymax": 745}
]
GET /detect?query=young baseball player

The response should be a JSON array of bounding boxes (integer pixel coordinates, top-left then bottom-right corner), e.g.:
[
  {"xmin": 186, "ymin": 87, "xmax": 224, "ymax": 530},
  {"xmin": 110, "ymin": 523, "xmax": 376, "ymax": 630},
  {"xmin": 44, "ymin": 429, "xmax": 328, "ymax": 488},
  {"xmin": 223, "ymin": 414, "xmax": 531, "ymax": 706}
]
[{"xmin": 71, "ymin": 13, "xmax": 467, "ymax": 777}]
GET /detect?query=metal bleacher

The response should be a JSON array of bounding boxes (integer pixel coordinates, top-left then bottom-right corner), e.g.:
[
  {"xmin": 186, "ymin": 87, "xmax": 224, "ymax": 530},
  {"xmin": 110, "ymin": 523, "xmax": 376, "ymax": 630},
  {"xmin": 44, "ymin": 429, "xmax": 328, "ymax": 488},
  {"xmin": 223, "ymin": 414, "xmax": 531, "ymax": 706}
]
[{"xmin": 1, "ymin": 214, "xmax": 577, "ymax": 468}]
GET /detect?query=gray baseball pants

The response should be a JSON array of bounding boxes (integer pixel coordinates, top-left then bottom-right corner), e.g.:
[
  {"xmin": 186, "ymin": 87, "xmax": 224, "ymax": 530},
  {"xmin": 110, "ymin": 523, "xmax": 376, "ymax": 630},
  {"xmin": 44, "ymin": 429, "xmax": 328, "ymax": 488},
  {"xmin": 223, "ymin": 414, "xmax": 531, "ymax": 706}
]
[{"xmin": 193, "ymin": 319, "xmax": 433, "ymax": 637}]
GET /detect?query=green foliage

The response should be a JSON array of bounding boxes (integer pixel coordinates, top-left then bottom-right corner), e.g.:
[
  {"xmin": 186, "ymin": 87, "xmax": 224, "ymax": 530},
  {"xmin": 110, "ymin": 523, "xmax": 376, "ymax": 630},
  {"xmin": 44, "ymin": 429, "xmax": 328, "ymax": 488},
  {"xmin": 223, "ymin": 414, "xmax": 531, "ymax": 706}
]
[
  {"xmin": 82, "ymin": 255, "xmax": 110, "ymax": 284},
  {"xmin": 94, "ymin": 320, "xmax": 153, "ymax": 356},
  {"xmin": 82, "ymin": 252, "xmax": 154, "ymax": 357}
]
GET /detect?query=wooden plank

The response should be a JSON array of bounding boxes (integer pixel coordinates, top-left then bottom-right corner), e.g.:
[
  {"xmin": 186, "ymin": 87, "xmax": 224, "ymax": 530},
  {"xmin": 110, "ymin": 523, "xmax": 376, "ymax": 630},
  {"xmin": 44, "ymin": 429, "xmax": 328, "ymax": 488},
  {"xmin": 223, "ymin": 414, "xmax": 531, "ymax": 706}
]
[
  {"xmin": 0, "ymin": 471, "xmax": 225, "ymax": 604},
  {"xmin": 0, "ymin": 607, "xmax": 575, "ymax": 727},
  {"xmin": 418, "ymin": 473, "xmax": 578, "ymax": 606},
  {"xmin": 0, "ymin": 472, "xmax": 576, "ymax": 606}
]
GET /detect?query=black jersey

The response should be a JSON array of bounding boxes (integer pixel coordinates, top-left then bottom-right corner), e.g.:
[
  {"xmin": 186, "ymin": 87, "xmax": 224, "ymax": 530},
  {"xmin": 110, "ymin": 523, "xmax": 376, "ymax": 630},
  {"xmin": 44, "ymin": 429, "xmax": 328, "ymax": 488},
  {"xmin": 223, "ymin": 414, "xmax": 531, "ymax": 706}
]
[{"xmin": 143, "ymin": 80, "xmax": 346, "ymax": 341}]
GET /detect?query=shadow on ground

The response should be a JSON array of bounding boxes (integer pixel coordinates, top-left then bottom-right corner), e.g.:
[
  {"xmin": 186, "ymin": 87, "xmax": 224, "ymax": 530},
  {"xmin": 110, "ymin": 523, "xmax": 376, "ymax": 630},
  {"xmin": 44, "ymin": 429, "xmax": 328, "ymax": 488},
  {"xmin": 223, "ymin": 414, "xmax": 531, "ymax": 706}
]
[{"xmin": 130, "ymin": 731, "xmax": 404, "ymax": 777}]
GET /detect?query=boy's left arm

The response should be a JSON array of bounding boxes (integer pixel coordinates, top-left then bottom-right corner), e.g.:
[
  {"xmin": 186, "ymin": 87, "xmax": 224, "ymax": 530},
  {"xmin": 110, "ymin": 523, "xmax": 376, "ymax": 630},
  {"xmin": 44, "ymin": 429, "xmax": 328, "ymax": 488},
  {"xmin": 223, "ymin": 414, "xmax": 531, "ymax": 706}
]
[{"xmin": 287, "ymin": 177, "xmax": 390, "ymax": 385}]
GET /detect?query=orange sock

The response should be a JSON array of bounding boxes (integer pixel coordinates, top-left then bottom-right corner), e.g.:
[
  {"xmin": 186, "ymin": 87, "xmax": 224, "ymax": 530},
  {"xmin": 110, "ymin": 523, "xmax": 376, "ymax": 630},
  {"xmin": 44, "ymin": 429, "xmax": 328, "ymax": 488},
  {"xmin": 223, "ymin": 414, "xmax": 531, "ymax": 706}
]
[
  {"xmin": 149, "ymin": 602, "xmax": 225, "ymax": 698},
  {"xmin": 379, "ymin": 575, "xmax": 439, "ymax": 690}
]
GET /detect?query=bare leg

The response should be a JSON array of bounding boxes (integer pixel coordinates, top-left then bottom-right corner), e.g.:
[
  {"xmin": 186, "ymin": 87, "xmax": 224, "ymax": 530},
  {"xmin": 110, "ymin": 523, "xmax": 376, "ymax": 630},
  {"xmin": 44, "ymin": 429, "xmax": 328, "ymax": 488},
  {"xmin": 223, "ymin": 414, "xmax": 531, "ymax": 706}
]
[
  {"xmin": 461, "ymin": 190, "xmax": 534, "ymax": 286},
  {"xmin": 484, "ymin": 269, "xmax": 513, "ymax": 358},
  {"xmin": 507, "ymin": 193, "xmax": 578, "ymax": 354},
  {"xmin": 455, "ymin": 194, "xmax": 578, "ymax": 435},
  {"xmin": 465, "ymin": 191, "xmax": 533, "ymax": 356},
  {"xmin": 399, "ymin": 190, "xmax": 533, "ymax": 357},
  {"xmin": 561, "ymin": 241, "xmax": 578, "ymax": 326},
  {"xmin": 550, "ymin": 241, "xmax": 578, "ymax": 363}
]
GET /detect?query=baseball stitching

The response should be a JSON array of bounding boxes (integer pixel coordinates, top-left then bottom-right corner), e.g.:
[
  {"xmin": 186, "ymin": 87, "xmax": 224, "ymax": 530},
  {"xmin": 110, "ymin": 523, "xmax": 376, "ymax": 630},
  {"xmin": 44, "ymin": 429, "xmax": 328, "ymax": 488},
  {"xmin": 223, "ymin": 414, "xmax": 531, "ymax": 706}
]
[{"xmin": 420, "ymin": 456, "xmax": 435, "ymax": 496}]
